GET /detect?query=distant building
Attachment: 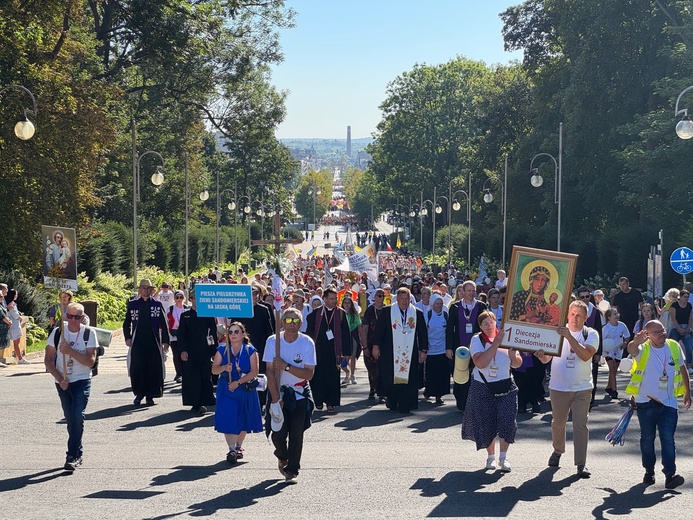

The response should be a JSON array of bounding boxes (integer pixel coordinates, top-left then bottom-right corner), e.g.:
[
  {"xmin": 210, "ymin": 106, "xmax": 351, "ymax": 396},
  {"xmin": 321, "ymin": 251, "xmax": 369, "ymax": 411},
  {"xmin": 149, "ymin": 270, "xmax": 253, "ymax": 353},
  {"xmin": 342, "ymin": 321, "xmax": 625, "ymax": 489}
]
[{"xmin": 347, "ymin": 126, "xmax": 352, "ymax": 158}]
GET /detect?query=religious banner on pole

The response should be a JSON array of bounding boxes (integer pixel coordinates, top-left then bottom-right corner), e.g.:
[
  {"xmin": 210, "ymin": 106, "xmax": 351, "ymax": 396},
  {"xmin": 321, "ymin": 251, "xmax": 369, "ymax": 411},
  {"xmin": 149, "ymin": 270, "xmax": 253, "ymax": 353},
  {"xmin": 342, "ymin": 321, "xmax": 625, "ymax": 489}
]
[
  {"xmin": 500, "ymin": 246, "xmax": 578, "ymax": 357},
  {"xmin": 42, "ymin": 225, "xmax": 78, "ymax": 291}
]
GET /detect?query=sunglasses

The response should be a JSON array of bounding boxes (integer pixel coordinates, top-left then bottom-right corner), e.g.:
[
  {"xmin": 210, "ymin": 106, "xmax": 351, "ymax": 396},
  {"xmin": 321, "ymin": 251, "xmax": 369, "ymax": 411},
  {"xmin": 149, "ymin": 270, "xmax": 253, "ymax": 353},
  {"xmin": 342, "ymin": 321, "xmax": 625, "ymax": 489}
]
[
  {"xmin": 284, "ymin": 317, "xmax": 301, "ymax": 324},
  {"xmin": 578, "ymin": 295, "xmax": 590, "ymax": 300},
  {"xmin": 175, "ymin": 296, "xmax": 184, "ymax": 300},
  {"xmin": 66, "ymin": 314, "xmax": 83, "ymax": 320},
  {"xmin": 229, "ymin": 329, "xmax": 243, "ymax": 335}
]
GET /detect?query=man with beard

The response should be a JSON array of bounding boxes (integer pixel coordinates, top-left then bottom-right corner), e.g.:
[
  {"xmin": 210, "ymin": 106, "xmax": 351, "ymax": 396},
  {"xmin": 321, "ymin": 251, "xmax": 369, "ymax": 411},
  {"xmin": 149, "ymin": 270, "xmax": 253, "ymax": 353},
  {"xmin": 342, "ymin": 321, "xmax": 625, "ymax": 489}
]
[
  {"xmin": 372, "ymin": 287, "xmax": 428, "ymax": 413},
  {"xmin": 447, "ymin": 280, "xmax": 487, "ymax": 411},
  {"xmin": 177, "ymin": 290, "xmax": 218, "ymax": 414},
  {"xmin": 123, "ymin": 279, "xmax": 169, "ymax": 406},
  {"xmin": 305, "ymin": 287, "xmax": 351, "ymax": 413}
]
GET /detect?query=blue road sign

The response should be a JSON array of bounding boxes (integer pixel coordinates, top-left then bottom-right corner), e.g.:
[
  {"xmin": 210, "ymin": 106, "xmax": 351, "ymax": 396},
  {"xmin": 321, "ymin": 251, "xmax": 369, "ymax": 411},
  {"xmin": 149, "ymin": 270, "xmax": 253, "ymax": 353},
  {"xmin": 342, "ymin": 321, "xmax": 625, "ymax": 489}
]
[
  {"xmin": 670, "ymin": 247, "xmax": 693, "ymax": 275},
  {"xmin": 194, "ymin": 284, "xmax": 254, "ymax": 318}
]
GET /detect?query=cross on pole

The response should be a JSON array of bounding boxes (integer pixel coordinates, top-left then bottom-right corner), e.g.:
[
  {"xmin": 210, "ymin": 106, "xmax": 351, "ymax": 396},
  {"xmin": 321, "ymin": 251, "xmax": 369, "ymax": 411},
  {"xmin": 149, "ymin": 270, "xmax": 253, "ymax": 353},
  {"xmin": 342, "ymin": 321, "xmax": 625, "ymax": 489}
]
[
  {"xmin": 252, "ymin": 214, "xmax": 302, "ymax": 397},
  {"xmin": 251, "ymin": 214, "xmax": 303, "ymax": 254}
]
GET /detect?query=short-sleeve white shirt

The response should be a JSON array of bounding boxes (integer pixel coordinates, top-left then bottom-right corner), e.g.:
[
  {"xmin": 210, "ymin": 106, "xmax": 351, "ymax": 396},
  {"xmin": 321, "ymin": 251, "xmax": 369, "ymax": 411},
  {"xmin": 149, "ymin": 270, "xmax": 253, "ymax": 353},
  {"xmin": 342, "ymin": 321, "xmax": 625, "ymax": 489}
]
[
  {"xmin": 632, "ymin": 341, "xmax": 686, "ymax": 408},
  {"xmin": 47, "ymin": 325, "xmax": 97, "ymax": 382},
  {"xmin": 549, "ymin": 326, "xmax": 599, "ymax": 392},
  {"xmin": 470, "ymin": 334, "xmax": 513, "ymax": 382},
  {"xmin": 263, "ymin": 332, "xmax": 316, "ymax": 400}
]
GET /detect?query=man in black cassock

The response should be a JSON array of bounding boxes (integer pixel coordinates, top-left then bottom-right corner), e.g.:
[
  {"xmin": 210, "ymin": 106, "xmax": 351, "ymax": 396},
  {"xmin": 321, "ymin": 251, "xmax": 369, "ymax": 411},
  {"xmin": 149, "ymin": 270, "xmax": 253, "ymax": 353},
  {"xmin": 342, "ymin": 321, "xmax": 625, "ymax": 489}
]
[
  {"xmin": 123, "ymin": 279, "xmax": 170, "ymax": 406},
  {"xmin": 373, "ymin": 287, "xmax": 428, "ymax": 413},
  {"xmin": 305, "ymin": 287, "xmax": 351, "ymax": 412},
  {"xmin": 176, "ymin": 290, "xmax": 217, "ymax": 414}
]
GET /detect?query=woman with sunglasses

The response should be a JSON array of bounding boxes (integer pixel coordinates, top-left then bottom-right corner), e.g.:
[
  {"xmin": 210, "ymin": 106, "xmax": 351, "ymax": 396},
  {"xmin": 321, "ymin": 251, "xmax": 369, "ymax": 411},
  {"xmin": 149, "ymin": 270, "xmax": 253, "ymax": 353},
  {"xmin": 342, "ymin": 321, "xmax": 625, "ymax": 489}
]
[
  {"xmin": 211, "ymin": 321, "xmax": 262, "ymax": 464},
  {"xmin": 167, "ymin": 290, "xmax": 190, "ymax": 383}
]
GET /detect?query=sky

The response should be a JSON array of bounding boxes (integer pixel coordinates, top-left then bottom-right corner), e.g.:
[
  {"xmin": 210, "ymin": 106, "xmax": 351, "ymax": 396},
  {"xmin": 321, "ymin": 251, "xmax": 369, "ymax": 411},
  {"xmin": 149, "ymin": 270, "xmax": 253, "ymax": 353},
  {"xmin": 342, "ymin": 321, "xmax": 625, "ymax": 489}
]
[{"xmin": 271, "ymin": 1, "xmax": 524, "ymax": 139}]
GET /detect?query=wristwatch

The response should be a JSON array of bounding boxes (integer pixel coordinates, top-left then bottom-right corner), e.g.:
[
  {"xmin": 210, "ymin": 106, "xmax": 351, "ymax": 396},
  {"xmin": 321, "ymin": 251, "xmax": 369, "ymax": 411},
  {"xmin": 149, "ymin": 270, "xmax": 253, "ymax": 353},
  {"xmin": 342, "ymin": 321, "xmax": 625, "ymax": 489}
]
[{"xmin": 284, "ymin": 364, "xmax": 291, "ymax": 372}]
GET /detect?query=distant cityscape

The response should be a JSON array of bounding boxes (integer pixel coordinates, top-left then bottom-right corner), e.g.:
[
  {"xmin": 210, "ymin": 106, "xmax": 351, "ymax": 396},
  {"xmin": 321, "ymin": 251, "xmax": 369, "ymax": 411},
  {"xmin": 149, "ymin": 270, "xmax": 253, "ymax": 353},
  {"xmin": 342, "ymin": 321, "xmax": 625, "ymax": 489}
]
[{"xmin": 280, "ymin": 126, "xmax": 373, "ymax": 173}]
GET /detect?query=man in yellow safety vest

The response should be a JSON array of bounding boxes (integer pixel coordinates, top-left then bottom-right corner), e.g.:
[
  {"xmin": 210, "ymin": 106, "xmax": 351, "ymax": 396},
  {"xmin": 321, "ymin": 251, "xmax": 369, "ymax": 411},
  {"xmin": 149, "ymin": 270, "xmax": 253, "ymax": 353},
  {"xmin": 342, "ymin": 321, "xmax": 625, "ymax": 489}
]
[{"xmin": 626, "ymin": 320, "xmax": 691, "ymax": 488}]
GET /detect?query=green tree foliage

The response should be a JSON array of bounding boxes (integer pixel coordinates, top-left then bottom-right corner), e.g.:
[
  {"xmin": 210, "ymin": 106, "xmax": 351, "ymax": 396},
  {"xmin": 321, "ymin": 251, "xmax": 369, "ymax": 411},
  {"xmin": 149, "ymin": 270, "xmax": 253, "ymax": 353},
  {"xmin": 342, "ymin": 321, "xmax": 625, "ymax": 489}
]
[{"xmin": 294, "ymin": 169, "xmax": 332, "ymax": 224}]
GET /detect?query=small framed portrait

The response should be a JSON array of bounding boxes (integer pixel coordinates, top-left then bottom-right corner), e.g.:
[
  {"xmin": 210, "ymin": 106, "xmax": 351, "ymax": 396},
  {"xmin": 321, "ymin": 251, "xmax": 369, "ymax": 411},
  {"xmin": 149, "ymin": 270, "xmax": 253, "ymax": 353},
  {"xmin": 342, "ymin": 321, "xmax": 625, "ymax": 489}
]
[{"xmin": 500, "ymin": 246, "xmax": 578, "ymax": 356}]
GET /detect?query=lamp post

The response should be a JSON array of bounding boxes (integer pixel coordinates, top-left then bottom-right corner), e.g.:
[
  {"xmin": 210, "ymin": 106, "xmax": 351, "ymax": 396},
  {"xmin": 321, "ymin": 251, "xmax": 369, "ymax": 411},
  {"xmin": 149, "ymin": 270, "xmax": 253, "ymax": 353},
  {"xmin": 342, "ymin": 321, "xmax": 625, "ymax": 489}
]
[
  {"xmin": 420, "ymin": 195, "xmax": 434, "ymax": 255},
  {"xmin": 0, "ymin": 84, "xmax": 38, "ymax": 139},
  {"xmin": 308, "ymin": 182, "xmax": 321, "ymax": 230},
  {"xmin": 409, "ymin": 203, "xmax": 422, "ymax": 252},
  {"xmin": 238, "ymin": 195, "xmax": 252, "ymax": 254},
  {"xmin": 482, "ymin": 155, "xmax": 508, "ymax": 267},
  {"xmin": 220, "ymin": 182, "xmax": 240, "ymax": 273},
  {"xmin": 675, "ymin": 86, "xmax": 693, "ymax": 139},
  {"xmin": 131, "ymin": 118, "xmax": 165, "ymax": 289},
  {"xmin": 436, "ymin": 179, "xmax": 470, "ymax": 267},
  {"xmin": 530, "ymin": 123, "xmax": 563, "ymax": 251}
]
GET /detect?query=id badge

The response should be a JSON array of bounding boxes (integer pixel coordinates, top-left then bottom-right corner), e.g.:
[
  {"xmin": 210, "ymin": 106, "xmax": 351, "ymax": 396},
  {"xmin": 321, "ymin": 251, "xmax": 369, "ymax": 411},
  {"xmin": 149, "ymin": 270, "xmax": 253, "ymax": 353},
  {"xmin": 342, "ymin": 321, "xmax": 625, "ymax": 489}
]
[
  {"xmin": 658, "ymin": 376, "xmax": 668, "ymax": 390},
  {"xmin": 66, "ymin": 359, "xmax": 74, "ymax": 375},
  {"xmin": 488, "ymin": 365, "xmax": 498, "ymax": 378},
  {"xmin": 466, "ymin": 323, "xmax": 473, "ymax": 334},
  {"xmin": 565, "ymin": 355, "xmax": 576, "ymax": 369},
  {"xmin": 326, "ymin": 329, "xmax": 334, "ymax": 340},
  {"xmin": 206, "ymin": 335, "xmax": 214, "ymax": 346}
]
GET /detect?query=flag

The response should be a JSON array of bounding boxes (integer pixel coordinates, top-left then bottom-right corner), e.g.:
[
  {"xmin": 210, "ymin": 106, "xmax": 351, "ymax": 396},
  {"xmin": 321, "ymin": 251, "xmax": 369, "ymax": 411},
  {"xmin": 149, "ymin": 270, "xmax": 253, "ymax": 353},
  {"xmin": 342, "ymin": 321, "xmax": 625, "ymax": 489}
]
[
  {"xmin": 387, "ymin": 241, "xmax": 393, "ymax": 252},
  {"xmin": 396, "ymin": 234, "xmax": 401, "ymax": 248},
  {"xmin": 474, "ymin": 257, "xmax": 487, "ymax": 285},
  {"xmin": 306, "ymin": 245, "xmax": 317, "ymax": 257}
]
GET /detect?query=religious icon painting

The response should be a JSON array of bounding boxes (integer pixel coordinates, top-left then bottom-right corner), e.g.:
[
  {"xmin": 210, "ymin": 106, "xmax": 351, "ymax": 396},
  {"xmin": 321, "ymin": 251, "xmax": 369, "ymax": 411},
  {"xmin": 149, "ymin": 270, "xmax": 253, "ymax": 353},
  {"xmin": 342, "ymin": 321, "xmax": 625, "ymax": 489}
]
[{"xmin": 500, "ymin": 246, "xmax": 578, "ymax": 356}]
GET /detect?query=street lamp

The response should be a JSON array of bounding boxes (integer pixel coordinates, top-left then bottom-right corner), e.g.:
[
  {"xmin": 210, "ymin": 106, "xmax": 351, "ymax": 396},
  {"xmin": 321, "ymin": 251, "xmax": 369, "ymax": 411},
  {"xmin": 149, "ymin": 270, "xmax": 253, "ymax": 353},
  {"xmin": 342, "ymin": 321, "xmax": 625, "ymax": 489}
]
[
  {"xmin": 482, "ymin": 154, "xmax": 508, "ymax": 267},
  {"xmin": 530, "ymin": 122, "xmax": 563, "ymax": 251},
  {"xmin": 420, "ymin": 196, "xmax": 434, "ymax": 255},
  {"xmin": 409, "ymin": 203, "xmax": 422, "ymax": 252},
  {"xmin": 437, "ymin": 178, "xmax": 470, "ymax": 267},
  {"xmin": 238, "ymin": 195, "xmax": 252, "ymax": 254},
  {"xmin": 131, "ymin": 118, "xmax": 165, "ymax": 289},
  {"xmin": 308, "ymin": 183, "xmax": 321, "ymax": 231},
  {"xmin": 675, "ymin": 86, "xmax": 693, "ymax": 139},
  {"xmin": 0, "ymin": 84, "xmax": 38, "ymax": 139}
]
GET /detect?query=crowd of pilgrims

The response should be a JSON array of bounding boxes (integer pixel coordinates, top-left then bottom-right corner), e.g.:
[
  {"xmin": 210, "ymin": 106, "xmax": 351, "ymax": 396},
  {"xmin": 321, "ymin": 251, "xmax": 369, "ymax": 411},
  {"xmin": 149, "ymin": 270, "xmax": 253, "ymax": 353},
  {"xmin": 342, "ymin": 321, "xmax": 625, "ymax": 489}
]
[{"xmin": 155, "ymin": 252, "xmax": 678, "ymax": 473}]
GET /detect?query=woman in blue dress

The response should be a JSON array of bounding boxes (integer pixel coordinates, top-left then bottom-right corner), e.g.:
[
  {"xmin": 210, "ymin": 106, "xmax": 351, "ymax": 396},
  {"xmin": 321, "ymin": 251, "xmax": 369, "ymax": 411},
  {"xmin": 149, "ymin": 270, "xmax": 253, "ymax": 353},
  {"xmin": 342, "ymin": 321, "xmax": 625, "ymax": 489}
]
[{"xmin": 211, "ymin": 322, "xmax": 263, "ymax": 464}]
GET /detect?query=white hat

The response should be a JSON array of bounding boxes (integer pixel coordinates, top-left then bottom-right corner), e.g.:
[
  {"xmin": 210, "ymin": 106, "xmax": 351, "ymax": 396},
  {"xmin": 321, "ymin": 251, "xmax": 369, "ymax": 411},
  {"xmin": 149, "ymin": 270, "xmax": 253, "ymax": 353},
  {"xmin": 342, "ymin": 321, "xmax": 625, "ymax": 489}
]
[{"xmin": 269, "ymin": 402, "xmax": 284, "ymax": 432}]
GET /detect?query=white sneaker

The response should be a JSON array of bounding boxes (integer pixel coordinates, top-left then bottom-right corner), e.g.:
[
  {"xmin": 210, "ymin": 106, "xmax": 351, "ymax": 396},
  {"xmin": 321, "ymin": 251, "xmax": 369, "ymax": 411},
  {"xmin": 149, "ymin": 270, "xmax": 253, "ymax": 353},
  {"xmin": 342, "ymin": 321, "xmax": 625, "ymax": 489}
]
[
  {"xmin": 485, "ymin": 458, "xmax": 496, "ymax": 470},
  {"xmin": 18, "ymin": 358, "xmax": 31, "ymax": 365},
  {"xmin": 499, "ymin": 458, "xmax": 512, "ymax": 472},
  {"xmin": 342, "ymin": 377, "xmax": 350, "ymax": 385},
  {"xmin": 0, "ymin": 361, "xmax": 6, "ymax": 368},
  {"xmin": 350, "ymin": 376, "xmax": 356, "ymax": 384}
]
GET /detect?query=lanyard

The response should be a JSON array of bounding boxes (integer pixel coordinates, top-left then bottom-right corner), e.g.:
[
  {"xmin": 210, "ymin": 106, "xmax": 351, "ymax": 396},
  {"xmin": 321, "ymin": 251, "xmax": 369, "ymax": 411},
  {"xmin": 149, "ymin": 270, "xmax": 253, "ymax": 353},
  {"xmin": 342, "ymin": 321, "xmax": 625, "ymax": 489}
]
[
  {"xmin": 322, "ymin": 307, "xmax": 335, "ymax": 330},
  {"xmin": 463, "ymin": 301, "xmax": 474, "ymax": 321}
]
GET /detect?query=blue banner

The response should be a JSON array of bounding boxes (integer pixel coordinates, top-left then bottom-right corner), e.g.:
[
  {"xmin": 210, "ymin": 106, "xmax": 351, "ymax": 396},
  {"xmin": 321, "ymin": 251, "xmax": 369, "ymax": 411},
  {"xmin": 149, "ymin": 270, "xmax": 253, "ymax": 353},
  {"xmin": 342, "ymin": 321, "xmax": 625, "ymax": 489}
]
[{"xmin": 194, "ymin": 284, "xmax": 254, "ymax": 318}]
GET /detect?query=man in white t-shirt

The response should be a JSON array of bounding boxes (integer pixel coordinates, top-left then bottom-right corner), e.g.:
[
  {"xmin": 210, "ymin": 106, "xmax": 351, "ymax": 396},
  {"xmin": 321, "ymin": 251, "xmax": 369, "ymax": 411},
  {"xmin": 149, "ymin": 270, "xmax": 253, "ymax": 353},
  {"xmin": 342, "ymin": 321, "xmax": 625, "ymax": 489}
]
[
  {"xmin": 626, "ymin": 321, "xmax": 690, "ymax": 488},
  {"xmin": 536, "ymin": 300, "xmax": 598, "ymax": 479},
  {"xmin": 264, "ymin": 308, "xmax": 316, "ymax": 482},
  {"xmin": 44, "ymin": 302, "xmax": 98, "ymax": 472}
]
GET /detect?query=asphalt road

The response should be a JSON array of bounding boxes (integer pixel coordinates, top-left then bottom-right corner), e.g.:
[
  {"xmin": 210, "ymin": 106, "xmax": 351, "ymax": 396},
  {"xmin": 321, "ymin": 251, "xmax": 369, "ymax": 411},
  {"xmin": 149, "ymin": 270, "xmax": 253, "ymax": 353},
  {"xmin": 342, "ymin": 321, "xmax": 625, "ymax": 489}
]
[{"xmin": 3, "ymin": 334, "xmax": 693, "ymax": 519}]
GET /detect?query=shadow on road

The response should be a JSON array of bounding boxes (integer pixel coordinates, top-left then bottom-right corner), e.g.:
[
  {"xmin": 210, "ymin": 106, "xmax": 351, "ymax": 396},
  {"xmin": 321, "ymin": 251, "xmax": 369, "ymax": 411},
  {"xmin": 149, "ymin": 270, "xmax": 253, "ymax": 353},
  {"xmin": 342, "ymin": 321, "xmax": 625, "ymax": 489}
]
[
  {"xmin": 174, "ymin": 412, "xmax": 215, "ymax": 431},
  {"xmin": 117, "ymin": 409, "xmax": 194, "ymax": 431},
  {"xmin": 150, "ymin": 460, "xmax": 232, "ymax": 487},
  {"xmin": 592, "ymin": 483, "xmax": 679, "ymax": 519},
  {"xmin": 0, "ymin": 468, "xmax": 66, "ymax": 492},
  {"xmin": 409, "ymin": 410, "xmax": 463, "ymax": 434},
  {"xmin": 333, "ymin": 409, "xmax": 404, "ymax": 430},
  {"xmin": 412, "ymin": 467, "xmax": 579, "ymax": 517},
  {"xmin": 86, "ymin": 403, "xmax": 146, "ymax": 421}
]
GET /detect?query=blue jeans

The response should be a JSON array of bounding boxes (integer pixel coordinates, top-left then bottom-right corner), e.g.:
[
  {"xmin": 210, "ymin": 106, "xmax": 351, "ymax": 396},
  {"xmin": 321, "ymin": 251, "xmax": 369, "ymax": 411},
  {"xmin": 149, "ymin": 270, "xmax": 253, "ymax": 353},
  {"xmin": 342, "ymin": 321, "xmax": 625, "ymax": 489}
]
[
  {"xmin": 636, "ymin": 400, "xmax": 678, "ymax": 476},
  {"xmin": 56, "ymin": 378, "xmax": 91, "ymax": 459},
  {"xmin": 669, "ymin": 328, "xmax": 692, "ymax": 365}
]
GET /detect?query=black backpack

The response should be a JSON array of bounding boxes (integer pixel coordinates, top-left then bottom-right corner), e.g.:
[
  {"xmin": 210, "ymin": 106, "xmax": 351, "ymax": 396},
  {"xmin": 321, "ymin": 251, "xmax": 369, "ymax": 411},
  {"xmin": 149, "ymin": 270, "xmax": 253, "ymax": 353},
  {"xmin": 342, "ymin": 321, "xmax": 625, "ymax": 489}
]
[{"xmin": 427, "ymin": 309, "xmax": 449, "ymax": 326}]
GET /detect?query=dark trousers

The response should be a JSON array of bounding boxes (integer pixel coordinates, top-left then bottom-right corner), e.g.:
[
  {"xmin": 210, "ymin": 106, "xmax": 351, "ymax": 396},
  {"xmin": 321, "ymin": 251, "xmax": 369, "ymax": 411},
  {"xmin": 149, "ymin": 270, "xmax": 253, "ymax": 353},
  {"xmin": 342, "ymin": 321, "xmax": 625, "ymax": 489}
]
[
  {"xmin": 637, "ymin": 400, "xmax": 679, "ymax": 477},
  {"xmin": 271, "ymin": 398, "xmax": 308, "ymax": 476},
  {"xmin": 171, "ymin": 339, "xmax": 183, "ymax": 378},
  {"xmin": 363, "ymin": 349, "xmax": 379, "ymax": 394},
  {"xmin": 56, "ymin": 378, "xmax": 91, "ymax": 459}
]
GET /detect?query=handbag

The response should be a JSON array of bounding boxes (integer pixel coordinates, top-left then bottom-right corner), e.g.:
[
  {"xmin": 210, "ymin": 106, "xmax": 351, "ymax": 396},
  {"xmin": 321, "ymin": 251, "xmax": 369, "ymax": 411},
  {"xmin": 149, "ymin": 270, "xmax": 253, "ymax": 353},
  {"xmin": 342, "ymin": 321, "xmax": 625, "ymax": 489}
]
[{"xmin": 478, "ymin": 371, "xmax": 513, "ymax": 397}]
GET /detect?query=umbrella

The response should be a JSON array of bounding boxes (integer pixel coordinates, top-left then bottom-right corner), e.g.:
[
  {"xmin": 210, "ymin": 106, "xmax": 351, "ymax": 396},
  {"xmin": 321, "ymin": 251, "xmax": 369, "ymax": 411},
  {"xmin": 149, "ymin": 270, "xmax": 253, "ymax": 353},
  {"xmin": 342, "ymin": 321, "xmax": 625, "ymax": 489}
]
[{"xmin": 605, "ymin": 399, "xmax": 636, "ymax": 446}]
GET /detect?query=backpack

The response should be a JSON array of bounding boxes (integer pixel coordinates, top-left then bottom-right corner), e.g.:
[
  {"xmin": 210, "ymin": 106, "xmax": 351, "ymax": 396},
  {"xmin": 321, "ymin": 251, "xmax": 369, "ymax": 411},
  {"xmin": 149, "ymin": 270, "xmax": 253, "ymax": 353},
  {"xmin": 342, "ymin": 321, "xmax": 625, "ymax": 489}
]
[{"xmin": 53, "ymin": 325, "xmax": 91, "ymax": 346}]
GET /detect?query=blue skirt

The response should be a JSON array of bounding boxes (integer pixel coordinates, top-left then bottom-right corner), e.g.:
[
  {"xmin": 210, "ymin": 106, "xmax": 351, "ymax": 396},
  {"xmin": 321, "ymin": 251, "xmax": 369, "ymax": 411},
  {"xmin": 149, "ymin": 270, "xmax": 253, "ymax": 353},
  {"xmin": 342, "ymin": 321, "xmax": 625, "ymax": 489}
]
[{"xmin": 215, "ymin": 378, "xmax": 263, "ymax": 435}]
